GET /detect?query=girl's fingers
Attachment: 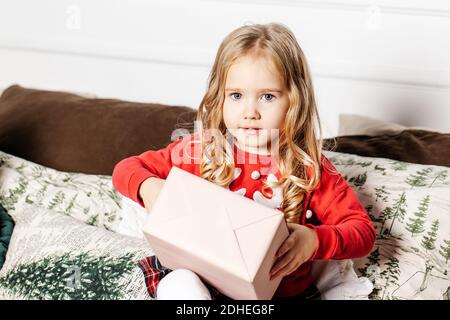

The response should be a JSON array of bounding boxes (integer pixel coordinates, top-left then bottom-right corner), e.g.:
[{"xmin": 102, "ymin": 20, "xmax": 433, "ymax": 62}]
[
  {"xmin": 270, "ymin": 256, "xmax": 289, "ymax": 276},
  {"xmin": 270, "ymin": 257, "xmax": 297, "ymax": 280},
  {"xmin": 275, "ymin": 235, "xmax": 294, "ymax": 258},
  {"xmin": 270, "ymin": 253, "xmax": 293, "ymax": 279},
  {"xmin": 283, "ymin": 260, "xmax": 302, "ymax": 277}
]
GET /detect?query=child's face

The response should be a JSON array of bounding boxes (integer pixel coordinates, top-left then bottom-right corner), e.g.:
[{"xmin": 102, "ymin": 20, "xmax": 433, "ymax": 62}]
[{"xmin": 223, "ymin": 54, "xmax": 289, "ymax": 155}]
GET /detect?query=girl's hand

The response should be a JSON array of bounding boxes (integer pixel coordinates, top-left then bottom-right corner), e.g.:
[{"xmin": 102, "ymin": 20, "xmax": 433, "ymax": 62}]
[
  {"xmin": 269, "ymin": 223, "xmax": 319, "ymax": 280},
  {"xmin": 139, "ymin": 177, "xmax": 165, "ymax": 213}
]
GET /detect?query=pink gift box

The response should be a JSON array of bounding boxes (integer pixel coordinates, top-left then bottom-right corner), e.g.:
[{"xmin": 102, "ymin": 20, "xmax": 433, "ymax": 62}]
[{"xmin": 143, "ymin": 166, "xmax": 289, "ymax": 300}]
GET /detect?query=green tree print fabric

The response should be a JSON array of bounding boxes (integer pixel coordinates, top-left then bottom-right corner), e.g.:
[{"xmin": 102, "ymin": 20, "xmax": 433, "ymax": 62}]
[
  {"xmin": 325, "ymin": 151, "xmax": 450, "ymax": 300},
  {"xmin": 0, "ymin": 205, "xmax": 153, "ymax": 300},
  {"xmin": 0, "ymin": 204, "xmax": 14, "ymax": 269},
  {"xmin": 1, "ymin": 252, "xmax": 137, "ymax": 299},
  {"xmin": 0, "ymin": 151, "xmax": 122, "ymax": 231}
]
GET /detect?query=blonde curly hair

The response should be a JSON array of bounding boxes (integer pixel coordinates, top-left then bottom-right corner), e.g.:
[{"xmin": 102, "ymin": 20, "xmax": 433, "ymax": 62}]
[{"xmin": 195, "ymin": 23, "xmax": 324, "ymax": 224}]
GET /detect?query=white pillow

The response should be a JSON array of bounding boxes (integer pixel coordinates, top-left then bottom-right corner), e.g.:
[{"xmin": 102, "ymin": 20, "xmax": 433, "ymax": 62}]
[
  {"xmin": 116, "ymin": 197, "xmax": 148, "ymax": 239},
  {"xmin": 338, "ymin": 114, "xmax": 449, "ymax": 136}
]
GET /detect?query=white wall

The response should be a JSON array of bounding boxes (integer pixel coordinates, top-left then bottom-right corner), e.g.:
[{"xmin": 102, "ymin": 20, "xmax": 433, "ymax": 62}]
[{"xmin": 1, "ymin": 0, "xmax": 449, "ymax": 137}]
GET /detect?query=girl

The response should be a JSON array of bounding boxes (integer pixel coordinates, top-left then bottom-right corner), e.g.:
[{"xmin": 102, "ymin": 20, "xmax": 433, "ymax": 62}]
[{"xmin": 112, "ymin": 22, "xmax": 376, "ymax": 300}]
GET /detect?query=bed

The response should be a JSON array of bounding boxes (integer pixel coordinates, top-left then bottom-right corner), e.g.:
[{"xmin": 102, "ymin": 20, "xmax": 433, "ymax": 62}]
[{"xmin": 0, "ymin": 85, "xmax": 449, "ymax": 300}]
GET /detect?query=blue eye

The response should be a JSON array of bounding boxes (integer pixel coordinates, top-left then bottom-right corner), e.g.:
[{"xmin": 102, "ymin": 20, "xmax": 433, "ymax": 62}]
[
  {"xmin": 262, "ymin": 94, "xmax": 275, "ymax": 102},
  {"xmin": 230, "ymin": 92, "xmax": 242, "ymax": 100}
]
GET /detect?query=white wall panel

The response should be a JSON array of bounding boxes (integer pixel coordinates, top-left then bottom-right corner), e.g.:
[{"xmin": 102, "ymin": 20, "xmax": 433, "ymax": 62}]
[{"xmin": 1, "ymin": 0, "xmax": 449, "ymax": 137}]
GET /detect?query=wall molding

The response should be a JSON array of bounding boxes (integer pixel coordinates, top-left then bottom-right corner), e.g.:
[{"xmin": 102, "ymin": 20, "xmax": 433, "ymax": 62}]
[
  {"xmin": 205, "ymin": 0, "xmax": 450, "ymax": 17},
  {"xmin": 1, "ymin": 33, "xmax": 449, "ymax": 90}
]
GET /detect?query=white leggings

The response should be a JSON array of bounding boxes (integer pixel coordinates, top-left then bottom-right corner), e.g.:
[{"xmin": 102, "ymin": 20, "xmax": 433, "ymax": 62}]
[{"xmin": 156, "ymin": 269, "xmax": 213, "ymax": 300}]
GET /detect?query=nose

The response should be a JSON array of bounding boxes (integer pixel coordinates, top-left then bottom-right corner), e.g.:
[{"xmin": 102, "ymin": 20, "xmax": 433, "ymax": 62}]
[{"xmin": 243, "ymin": 98, "xmax": 260, "ymax": 120}]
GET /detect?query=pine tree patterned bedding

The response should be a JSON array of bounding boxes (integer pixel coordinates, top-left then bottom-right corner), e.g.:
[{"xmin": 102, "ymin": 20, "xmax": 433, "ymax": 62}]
[
  {"xmin": 0, "ymin": 149, "xmax": 449, "ymax": 300},
  {"xmin": 0, "ymin": 204, "xmax": 14, "ymax": 269},
  {"xmin": 0, "ymin": 205, "xmax": 152, "ymax": 299},
  {"xmin": 324, "ymin": 151, "xmax": 450, "ymax": 300},
  {"xmin": 0, "ymin": 150, "xmax": 123, "ymax": 231}
]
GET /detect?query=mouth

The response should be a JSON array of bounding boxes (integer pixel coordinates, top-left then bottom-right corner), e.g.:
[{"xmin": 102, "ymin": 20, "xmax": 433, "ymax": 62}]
[{"xmin": 239, "ymin": 127, "xmax": 262, "ymax": 136}]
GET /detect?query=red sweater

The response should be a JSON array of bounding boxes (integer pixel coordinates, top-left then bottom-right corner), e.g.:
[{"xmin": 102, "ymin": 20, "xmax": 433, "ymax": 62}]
[{"xmin": 112, "ymin": 134, "xmax": 376, "ymax": 298}]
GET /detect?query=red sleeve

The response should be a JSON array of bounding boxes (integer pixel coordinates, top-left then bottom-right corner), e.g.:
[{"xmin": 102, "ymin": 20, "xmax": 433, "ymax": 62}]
[
  {"xmin": 112, "ymin": 134, "xmax": 199, "ymax": 207},
  {"xmin": 307, "ymin": 156, "xmax": 376, "ymax": 261}
]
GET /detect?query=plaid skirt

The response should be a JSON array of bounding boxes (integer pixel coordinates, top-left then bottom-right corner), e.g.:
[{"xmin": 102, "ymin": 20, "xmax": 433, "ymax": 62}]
[{"xmin": 138, "ymin": 256, "xmax": 320, "ymax": 300}]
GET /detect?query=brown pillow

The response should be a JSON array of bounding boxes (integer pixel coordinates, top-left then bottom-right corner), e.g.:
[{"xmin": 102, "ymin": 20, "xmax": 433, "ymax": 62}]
[
  {"xmin": 323, "ymin": 130, "xmax": 450, "ymax": 167},
  {"xmin": 0, "ymin": 85, "xmax": 196, "ymax": 175}
]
